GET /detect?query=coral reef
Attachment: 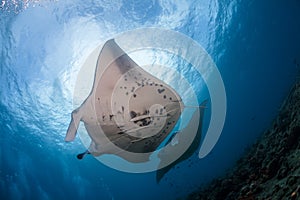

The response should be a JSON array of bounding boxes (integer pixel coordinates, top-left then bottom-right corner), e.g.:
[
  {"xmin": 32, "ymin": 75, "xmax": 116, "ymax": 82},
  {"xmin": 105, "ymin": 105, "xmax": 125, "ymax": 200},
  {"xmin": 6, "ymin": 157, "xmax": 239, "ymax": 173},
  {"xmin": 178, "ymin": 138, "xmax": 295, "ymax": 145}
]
[{"xmin": 188, "ymin": 81, "xmax": 300, "ymax": 200}]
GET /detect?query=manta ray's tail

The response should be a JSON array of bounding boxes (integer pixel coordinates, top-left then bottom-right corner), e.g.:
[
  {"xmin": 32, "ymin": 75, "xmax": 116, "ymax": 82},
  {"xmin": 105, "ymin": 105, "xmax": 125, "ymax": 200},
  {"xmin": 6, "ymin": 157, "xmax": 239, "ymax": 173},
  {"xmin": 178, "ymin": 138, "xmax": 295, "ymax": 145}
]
[{"xmin": 77, "ymin": 150, "xmax": 90, "ymax": 160}]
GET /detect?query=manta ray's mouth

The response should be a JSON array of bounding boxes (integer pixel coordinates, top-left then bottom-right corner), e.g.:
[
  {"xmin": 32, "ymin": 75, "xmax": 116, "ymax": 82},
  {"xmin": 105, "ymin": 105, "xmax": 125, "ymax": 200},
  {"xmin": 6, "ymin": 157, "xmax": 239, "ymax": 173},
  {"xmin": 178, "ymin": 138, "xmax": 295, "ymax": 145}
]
[{"xmin": 132, "ymin": 115, "xmax": 152, "ymax": 127}]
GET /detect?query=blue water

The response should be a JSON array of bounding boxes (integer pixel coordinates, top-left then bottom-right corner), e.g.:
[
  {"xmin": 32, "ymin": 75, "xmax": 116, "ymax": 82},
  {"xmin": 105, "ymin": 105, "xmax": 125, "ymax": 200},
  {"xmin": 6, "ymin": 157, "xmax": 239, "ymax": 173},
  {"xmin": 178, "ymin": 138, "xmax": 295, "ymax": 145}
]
[{"xmin": 1, "ymin": 0, "xmax": 300, "ymax": 199}]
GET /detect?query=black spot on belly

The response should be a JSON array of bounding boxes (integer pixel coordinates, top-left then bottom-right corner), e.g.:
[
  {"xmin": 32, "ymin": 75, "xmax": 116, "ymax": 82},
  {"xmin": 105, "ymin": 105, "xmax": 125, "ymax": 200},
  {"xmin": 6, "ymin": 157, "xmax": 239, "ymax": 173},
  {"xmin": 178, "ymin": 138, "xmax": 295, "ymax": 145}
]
[
  {"xmin": 158, "ymin": 89, "xmax": 165, "ymax": 94},
  {"xmin": 133, "ymin": 94, "xmax": 137, "ymax": 98},
  {"xmin": 160, "ymin": 108, "xmax": 163, "ymax": 114},
  {"xmin": 130, "ymin": 111, "xmax": 137, "ymax": 119}
]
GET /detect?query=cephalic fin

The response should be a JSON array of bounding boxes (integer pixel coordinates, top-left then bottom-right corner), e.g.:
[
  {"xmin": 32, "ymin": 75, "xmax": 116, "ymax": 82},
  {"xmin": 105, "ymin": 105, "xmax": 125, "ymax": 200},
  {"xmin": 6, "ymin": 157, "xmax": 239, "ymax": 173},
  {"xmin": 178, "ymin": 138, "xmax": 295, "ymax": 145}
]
[{"xmin": 65, "ymin": 109, "xmax": 82, "ymax": 142}]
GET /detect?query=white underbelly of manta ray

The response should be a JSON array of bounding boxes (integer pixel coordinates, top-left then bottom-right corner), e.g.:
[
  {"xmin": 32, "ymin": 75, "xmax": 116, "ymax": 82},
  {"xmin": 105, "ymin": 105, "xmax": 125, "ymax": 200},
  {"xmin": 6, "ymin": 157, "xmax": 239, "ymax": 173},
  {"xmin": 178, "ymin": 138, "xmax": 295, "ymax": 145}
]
[
  {"xmin": 65, "ymin": 39, "xmax": 184, "ymax": 161},
  {"xmin": 65, "ymin": 39, "xmax": 206, "ymax": 182}
]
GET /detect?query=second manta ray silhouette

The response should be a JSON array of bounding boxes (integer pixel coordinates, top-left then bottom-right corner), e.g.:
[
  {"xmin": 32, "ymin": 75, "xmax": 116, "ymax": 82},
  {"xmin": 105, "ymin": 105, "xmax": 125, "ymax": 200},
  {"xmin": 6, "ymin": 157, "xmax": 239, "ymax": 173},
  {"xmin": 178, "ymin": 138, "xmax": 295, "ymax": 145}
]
[{"xmin": 65, "ymin": 39, "xmax": 207, "ymax": 182}]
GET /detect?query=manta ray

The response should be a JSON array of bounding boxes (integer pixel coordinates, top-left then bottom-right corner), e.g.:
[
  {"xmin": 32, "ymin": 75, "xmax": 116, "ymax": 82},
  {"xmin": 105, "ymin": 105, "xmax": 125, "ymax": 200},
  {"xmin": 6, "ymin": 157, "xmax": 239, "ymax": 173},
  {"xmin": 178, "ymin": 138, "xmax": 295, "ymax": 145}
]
[{"xmin": 65, "ymin": 39, "xmax": 207, "ymax": 182}]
